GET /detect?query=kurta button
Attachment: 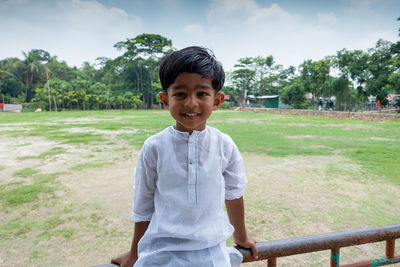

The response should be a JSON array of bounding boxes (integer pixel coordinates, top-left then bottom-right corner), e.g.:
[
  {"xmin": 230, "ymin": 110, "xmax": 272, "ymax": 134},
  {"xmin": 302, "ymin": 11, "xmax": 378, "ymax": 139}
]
[{"xmin": 189, "ymin": 160, "xmax": 193, "ymax": 164}]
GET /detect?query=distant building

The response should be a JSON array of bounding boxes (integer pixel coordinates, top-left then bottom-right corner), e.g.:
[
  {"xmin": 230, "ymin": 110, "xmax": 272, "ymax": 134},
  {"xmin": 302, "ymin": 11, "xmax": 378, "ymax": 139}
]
[
  {"xmin": 2, "ymin": 104, "xmax": 22, "ymax": 113},
  {"xmin": 387, "ymin": 94, "xmax": 400, "ymax": 105},
  {"xmin": 247, "ymin": 95, "xmax": 293, "ymax": 109}
]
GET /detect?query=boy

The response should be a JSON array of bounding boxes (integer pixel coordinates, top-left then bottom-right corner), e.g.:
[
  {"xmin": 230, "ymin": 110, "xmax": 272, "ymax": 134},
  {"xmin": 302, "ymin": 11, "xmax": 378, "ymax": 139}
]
[{"xmin": 112, "ymin": 46, "xmax": 258, "ymax": 267}]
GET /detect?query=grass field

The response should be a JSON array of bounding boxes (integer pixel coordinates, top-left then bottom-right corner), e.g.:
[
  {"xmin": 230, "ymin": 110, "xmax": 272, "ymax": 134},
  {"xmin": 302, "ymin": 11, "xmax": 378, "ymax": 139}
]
[{"xmin": 0, "ymin": 110, "xmax": 399, "ymax": 266}]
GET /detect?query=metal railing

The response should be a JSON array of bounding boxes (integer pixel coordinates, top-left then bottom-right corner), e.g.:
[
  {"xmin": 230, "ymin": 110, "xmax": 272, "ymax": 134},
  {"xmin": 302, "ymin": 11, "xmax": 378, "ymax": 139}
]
[
  {"xmin": 96, "ymin": 224, "xmax": 400, "ymax": 267},
  {"xmin": 237, "ymin": 224, "xmax": 400, "ymax": 267}
]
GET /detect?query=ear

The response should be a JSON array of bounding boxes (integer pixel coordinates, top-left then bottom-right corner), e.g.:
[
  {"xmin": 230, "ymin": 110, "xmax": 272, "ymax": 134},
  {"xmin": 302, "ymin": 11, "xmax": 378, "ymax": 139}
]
[
  {"xmin": 159, "ymin": 92, "xmax": 169, "ymax": 110},
  {"xmin": 213, "ymin": 92, "xmax": 225, "ymax": 110}
]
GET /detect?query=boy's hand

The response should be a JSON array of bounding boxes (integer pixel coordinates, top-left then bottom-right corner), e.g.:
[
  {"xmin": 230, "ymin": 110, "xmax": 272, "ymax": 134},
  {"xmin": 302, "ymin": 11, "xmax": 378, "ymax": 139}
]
[
  {"xmin": 236, "ymin": 236, "xmax": 258, "ymax": 260},
  {"xmin": 111, "ymin": 251, "xmax": 137, "ymax": 267}
]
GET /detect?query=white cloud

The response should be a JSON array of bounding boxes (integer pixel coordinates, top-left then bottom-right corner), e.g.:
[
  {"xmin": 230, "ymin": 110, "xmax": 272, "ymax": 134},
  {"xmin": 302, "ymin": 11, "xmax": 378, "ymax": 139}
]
[
  {"xmin": 317, "ymin": 12, "xmax": 337, "ymax": 24},
  {"xmin": 219, "ymin": 0, "xmax": 258, "ymax": 13},
  {"xmin": 202, "ymin": 1, "xmax": 354, "ymax": 71},
  {"xmin": 247, "ymin": 3, "xmax": 292, "ymax": 23},
  {"xmin": 0, "ymin": 0, "xmax": 142, "ymax": 67},
  {"xmin": 183, "ymin": 24, "xmax": 204, "ymax": 35}
]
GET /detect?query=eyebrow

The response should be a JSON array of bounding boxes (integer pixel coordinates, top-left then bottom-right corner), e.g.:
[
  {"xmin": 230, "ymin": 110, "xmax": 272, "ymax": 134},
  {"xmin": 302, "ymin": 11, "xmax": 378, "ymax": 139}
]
[{"xmin": 170, "ymin": 84, "xmax": 212, "ymax": 90}]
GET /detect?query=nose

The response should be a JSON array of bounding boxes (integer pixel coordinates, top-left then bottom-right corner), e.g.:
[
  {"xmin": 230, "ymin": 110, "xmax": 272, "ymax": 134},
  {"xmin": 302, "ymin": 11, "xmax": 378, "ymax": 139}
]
[{"xmin": 184, "ymin": 94, "xmax": 198, "ymax": 107}]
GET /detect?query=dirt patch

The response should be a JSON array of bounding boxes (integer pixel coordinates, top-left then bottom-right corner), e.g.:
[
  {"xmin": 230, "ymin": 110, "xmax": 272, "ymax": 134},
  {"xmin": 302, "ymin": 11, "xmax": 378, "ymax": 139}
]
[{"xmin": 241, "ymin": 153, "xmax": 400, "ymax": 266}]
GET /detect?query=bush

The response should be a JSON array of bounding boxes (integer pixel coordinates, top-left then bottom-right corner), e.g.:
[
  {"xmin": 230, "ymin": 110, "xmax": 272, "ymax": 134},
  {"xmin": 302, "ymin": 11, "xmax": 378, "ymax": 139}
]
[{"xmin": 219, "ymin": 101, "xmax": 232, "ymax": 109}]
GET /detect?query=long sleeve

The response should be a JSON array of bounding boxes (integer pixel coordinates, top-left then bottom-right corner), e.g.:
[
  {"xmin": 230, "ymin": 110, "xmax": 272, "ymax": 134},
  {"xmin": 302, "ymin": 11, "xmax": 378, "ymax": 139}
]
[
  {"xmin": 223, "ymin": 141, "xmax": 248, "ymax": 200},
  {"xmin": 132, "ymin": 144, "xmax": 158, "ymax": 222}
]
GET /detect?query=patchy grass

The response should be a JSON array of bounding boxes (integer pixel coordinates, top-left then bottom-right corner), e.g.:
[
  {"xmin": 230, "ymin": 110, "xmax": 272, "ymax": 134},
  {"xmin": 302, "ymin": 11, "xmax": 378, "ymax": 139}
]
[
  {"xmin": 1, "ymin": 172, "xmax": 59, "ymax": 207},
  {"xmin": 1, "ymin": 183, "xmax": 55, "ymax": 206},
  {"xmin": 1, "ymin": 110, "xmax": 399, "ymax": 266},
  {"xmin": 15, "ymin": 142, "xmax": 33, "ymax": 147},
  {"xmin": 18, "ymin": 147, "xmax": 67, "ymax": 161},
  {"xmin": 70, "ymin": 162, "xmax": 113, "ymax": 171},
  {"xmin": 209, "ymin": 111, "xmax": 400, "ymax": 185},
  {"xmin": 36, "ymin": 147, "xmax": 67, "ymax": 160},
  {"xmin": 13, "ymin": 168, "xmax": 39, "ymax": 178}
]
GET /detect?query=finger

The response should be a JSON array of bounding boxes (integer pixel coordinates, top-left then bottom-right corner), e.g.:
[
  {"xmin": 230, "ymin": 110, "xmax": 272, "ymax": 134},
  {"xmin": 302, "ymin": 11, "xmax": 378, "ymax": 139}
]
[{"xmin": 252, "ymin": 245, "xmax": 259, "ymax": 259}]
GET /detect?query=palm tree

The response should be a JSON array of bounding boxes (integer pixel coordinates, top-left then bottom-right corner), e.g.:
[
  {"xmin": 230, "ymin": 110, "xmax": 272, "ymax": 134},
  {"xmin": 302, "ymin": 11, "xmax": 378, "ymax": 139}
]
[
  {"xmin": 22, "ymin": 49, "xmax": 50, "ymax": 102},
  {"xmin": 43, "ymin": 66, "xmax": 52, "ymax": 111}
]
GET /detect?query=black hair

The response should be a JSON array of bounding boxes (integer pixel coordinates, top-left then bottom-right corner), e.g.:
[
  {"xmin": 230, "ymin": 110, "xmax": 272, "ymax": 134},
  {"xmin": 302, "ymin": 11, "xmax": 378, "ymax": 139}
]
[{"xmin": 159, "ymin": 46, "xmax": 225, "ymax": 92}]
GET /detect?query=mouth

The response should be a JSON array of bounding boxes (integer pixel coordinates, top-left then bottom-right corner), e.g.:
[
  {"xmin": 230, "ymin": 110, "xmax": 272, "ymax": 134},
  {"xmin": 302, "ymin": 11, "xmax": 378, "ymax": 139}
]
[{"xmin": 182, "ymin": 112, "xmax": 200, "ymax": 118}]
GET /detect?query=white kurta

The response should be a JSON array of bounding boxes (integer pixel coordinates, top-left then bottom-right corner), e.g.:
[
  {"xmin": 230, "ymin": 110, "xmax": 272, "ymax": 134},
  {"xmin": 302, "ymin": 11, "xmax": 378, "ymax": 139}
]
[{"xmin": 132, "ymin": 126, "xmax": 247, "ymax": 266}]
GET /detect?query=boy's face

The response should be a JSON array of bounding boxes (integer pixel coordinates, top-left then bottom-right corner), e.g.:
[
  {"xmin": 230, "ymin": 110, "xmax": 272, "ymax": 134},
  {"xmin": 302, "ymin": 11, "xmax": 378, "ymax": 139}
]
[{"xmin": 159, "ymin": 72, "xmax": 224, "ymax": 134}]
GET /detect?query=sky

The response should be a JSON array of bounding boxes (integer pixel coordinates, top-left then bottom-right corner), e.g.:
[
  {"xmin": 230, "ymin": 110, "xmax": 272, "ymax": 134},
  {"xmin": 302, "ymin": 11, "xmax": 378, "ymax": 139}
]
[{"xmin": 0, "ymin": 0, "xmax": 399, "ymax": 71}]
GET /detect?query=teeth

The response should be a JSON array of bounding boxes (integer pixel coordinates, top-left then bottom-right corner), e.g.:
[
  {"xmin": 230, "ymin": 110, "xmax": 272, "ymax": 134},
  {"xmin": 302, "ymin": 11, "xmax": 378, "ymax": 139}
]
[{"xmin": 184, "ymin": 113, "xmax": 198, "ymax": 116}]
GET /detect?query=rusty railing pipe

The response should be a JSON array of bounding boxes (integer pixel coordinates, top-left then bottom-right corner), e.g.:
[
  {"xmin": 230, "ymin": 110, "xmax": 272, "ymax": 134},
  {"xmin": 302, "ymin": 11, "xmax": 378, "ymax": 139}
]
[{"xmin": 238, "ymin": 224, "xmax": 400, "ymax": 263}]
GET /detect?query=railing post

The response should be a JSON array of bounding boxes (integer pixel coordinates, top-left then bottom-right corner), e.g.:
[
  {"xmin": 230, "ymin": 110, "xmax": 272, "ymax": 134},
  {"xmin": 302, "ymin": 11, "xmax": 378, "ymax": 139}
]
[
  {"xmin": 386, "ymin": 239, "xmax": 395, "ymax": 259},
  {"xmin": 331, "ymin": 247, "xmax": 340, "ymax": 267},
  {"xmin": 267, "ymin": 257, "xmax": 276, "ymax": 267}
]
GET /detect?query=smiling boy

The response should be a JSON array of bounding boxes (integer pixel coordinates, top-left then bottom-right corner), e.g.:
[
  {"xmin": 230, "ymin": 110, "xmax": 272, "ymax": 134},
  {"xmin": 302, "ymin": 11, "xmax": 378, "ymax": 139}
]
[{"xmin": 112, "ymin": 46, "xmax": 257, "ymax": 267}]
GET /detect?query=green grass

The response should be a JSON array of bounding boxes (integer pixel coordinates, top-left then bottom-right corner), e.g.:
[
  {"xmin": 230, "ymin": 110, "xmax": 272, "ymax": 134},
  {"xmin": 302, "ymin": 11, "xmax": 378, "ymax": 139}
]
[
  {"xmin": 70, "ymin": 162, "xmax": 113, "ymax": 171},
  {"xmin": 1, "ymin": 172, "xmax": 59, "ymax": 207},
  {"xmin": 37, "ymin": 147, "xmax": 67, "ymax": 159},
  {"xmin": 43, "ymin": 216, "xmax": 65, "ymax": 230},
  {"xmin": 1, "ymin": 183, "xmax": 55, "ymax": 206},
  {"xmin": 1, "ymin": 109, "xmax": 399, "ymax": 266},
  {"xmin": 30, "ymin": 250, "xmax": 41, "ymax": 260},
  {"xmin": 18, "ymin": 147, "xmax": 67, "ymax": 160},
  {"xmin": 13, "ymin": 168, "xmax": 39, "ymax": 178},
  {"xmin": 0, "ymin": 218, "xmax": 37, "ymax": 239},
  {"xmin": 208, "ymin": 111, "xmax": 400, "ymax": 185},
  {"xmin": 1, "ymin": 110, "xmax": 399, "ymax": 185}
]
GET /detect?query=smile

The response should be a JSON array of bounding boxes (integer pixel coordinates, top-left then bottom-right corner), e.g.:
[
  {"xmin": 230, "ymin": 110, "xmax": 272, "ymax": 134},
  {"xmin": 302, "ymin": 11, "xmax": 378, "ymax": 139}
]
[{"xmin": 182, "ymin": 113, "xmax": 200, "ymax": 117}]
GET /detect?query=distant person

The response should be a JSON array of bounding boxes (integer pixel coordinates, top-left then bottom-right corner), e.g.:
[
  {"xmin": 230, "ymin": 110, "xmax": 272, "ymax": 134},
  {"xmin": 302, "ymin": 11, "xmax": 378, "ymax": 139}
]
[
  {"xmin": 376, "ymin": 100, "xmax": 381, "ymax": 112},
  {"xmin": 318, "ymin": 98, "xmax": 323, "ymax": 111},
  {"xmin": 329, "ymin": 100, "xmax": 334, "ymax": 111},
  {"xmin": 111, "ymin": 46, "xmax": 258, "ymax": 267}
]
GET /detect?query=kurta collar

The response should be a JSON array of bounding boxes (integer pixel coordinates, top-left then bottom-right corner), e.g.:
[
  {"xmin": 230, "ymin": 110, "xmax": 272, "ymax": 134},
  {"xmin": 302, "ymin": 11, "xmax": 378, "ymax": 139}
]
[{"xmin": 168, "ymin": 125, "xmax": 207, "ymax": 139}]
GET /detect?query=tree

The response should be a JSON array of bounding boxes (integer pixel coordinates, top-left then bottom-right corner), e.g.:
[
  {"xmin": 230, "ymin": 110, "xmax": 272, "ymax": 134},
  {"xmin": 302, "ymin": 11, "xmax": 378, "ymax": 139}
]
[
  {"xmin": 334, "ymin": 49, "xmax": 369, "ymax": 107},
  {"xmin": 387, "ymin": 40, "xmax": 400, "ymax": 94},
  {"xmin": 280, "ymin": 78, "xmax": 307, "ymax": 109},
  {"xmin": 298, "ymin": 59, "xmax": 331, "ymax": 108},
  {"xmin": 365, "ymin": 39, "xmax": 394, "ymax": 104},
  {"xmin": 231, "ymin": 57, "xmax": 256, "ymax": 107},
  {"xmin": 22, "ymin": 49, "xmax": 50, "ymax": 102},
  {"xmin": 114, "ymin": 33, "xmax": 173, "ymax": 109},
  {"xmin": 326, "ymin": 75, "xmax": 351, "ymax": 111},
  {"xmin": 46, "ymin": 57, "xmax": 80, "ymax": 82}
]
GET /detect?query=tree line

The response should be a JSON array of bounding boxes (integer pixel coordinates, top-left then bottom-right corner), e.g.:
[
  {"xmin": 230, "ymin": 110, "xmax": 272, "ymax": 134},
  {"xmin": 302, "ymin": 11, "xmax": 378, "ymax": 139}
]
[
  {"xmin": 1, "ymin": 28, "xmax": 399, "ymax": 112},
  {"xmin": 0, "ymin": 34, "xmax": 173, "ymax": 111},
  {"xmin": 227, "ymin": 38, "xmax": 399, "ymax": 111}
]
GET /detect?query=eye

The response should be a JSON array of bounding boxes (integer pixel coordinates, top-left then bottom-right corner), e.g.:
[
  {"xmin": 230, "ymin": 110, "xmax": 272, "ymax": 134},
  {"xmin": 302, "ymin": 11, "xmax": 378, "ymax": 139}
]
[
  {"xmin": 173, "ymin": 92, "xmax": 186, "ymax": 97},
  {"xmin": 197, "ymin": 92, "xmax": 209, "ymax": 97}
]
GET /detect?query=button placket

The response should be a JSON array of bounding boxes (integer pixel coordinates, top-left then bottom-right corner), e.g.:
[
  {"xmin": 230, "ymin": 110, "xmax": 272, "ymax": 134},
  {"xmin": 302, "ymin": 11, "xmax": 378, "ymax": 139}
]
[{"xmin": 187, "ymin": 135, "xmax": 197, "ymax": 203}]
